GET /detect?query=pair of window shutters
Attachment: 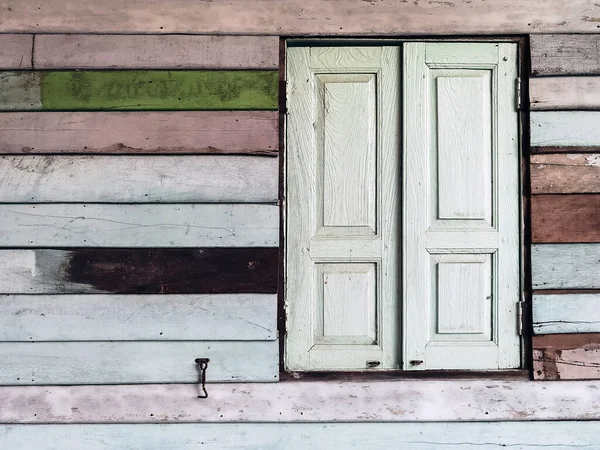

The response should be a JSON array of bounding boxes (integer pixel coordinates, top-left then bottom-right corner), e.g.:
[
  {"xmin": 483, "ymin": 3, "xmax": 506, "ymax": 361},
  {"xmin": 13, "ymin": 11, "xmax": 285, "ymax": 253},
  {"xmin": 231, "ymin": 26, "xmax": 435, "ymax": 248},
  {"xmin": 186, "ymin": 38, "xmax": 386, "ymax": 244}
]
[{"xmin": 285, "ymin": 43, "xmax": 520, "ymax": 371}]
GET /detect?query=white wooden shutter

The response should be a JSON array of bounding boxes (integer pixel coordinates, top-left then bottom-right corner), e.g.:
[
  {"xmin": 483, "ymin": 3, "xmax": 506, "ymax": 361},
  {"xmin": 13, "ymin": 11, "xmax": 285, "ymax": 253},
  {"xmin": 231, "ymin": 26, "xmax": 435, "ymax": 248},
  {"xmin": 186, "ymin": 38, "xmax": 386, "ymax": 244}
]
[
  {"xmin": 403, "ymin": 43, "xmax": 521, "ymax": 370},
  {"xmin": 285, "ymin": 47, "xmax": 400, "ymax": 370}
]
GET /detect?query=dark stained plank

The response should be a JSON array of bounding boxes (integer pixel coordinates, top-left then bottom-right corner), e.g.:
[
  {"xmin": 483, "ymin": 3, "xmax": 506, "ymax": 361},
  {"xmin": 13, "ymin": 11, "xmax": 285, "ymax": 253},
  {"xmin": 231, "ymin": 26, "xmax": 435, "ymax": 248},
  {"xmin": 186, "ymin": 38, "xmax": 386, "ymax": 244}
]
[
  {"xmin": 531, "ymin": 153, "xmax": 600, "ymax": 194},
  {"xmin": 0, "ymin": 111, "xmax": 278, "ymax": 155},
  {"xmin": 531, "ymin": 34, "xmax": 600, "ymax": 76},
  {"xmin": 531, "ymin": 195, "xmax": 600, "ymax": 243},
  {"xmin": 0, "ymin": 248, "xmax": 278, "ymax": 294},
  {"xmin": 532, "ymin": 146, "xmax": 600, "ymax": 154},
  {"xmin": 534, "ymin": 334, "xmax": 600, "ymax": 380},
  {"xmin": 0, "ymin": 35, "xmax": 32, "ymax": 69}
]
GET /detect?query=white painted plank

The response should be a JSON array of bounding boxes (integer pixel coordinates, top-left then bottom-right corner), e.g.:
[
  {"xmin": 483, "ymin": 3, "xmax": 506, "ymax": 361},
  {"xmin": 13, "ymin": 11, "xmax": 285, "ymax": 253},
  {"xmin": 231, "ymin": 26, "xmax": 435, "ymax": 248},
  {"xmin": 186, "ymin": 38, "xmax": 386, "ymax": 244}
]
[
  {"xmin": 533, "ymin": 293, "xmax": 600, "ymax": 334},
  {"xmin": 531, "ymin": 34, "xmax": 600, "ymax": 76},
  {"xmin": 0, "ymin": 294, "xmax": 276, "ymax": 341},
  {"xmin": 531, "ymin": 111, "xmax": 600, "ymax": 148},
  {"xmin": 0, "ymin": 72, "xmax": 40, "ymax": 110},
  {"xmin": 0, "ymin": 341, "xmax": 278, "ymax": 384},
  {"xmin": 35, "ymin": 35, "xmax": 279, "ymax": 69},
  {"xmin": 0, "ymin": 0, "xmax": 598, "ymax": 34},
  {"xmin": 3, "ymin": 379, "xmax": 600, "ymax": 423},
  {"xmin": 0, "ymin": 155, "xmax": 278, "ymax": 203},
  {"xmin": 0, "ymin": 204, "xmax": 278, "ymax": 247},
  {"xmin": 530, "ymin": 76, "xmax": 600, "ymax": 110},
  {"xmin": 2, "ymin": 422, "xmax": 600, "ymax": 450},
  {"xmin": 532, "ymin": 244, "xmax": 600, "ymax": 289},
  {"xmin": 0, "ymin": 34, "xmax": 32, "ymax": 69}
]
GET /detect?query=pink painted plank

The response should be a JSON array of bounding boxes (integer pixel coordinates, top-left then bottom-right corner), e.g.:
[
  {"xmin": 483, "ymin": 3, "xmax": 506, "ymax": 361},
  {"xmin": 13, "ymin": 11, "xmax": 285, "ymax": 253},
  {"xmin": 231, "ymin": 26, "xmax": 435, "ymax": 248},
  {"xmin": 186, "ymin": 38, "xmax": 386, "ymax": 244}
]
[
  {"xmin": 1, "ymin": 380, "xmax": 600, "ymax": 423},
  {"xmin": 0, "ymin": 34, "xmax": 32, "ymax": 69},
  {"xmin": 0, "ymin": 111, "xmax": 278, "ymax": 155},
  {"xmin": 35, "ymin": 35, "xmax": 279, "ymax": 69}
]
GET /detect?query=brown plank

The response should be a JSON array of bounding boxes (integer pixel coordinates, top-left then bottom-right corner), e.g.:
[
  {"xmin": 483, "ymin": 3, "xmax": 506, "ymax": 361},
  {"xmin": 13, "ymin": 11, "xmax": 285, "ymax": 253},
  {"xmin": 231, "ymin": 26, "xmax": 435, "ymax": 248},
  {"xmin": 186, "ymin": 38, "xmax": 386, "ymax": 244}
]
[
  {"xmin": 0, "ymin": 1, "xmax": 598, "ymax": 34},
  {"xmin": 35, "ymin": 35, "xmax": 279, "ymax": 69},
  {"xmin": 532, "ymin": 146, "xmax": 600, "ymax": 154},
  {"xmin": 0, "ymin": 34, "xmax": 32, "ymax": 69},
  {"xmin": 530, "ymin": 77, "xmax": 600, "ymax": 110},
  {"xmin": 531, "ymin": 34, "xmax": 600, "ymax": 76},
  {"xmin": 531, "ymin": 153, "xmax": 600, "ymax": 194},
  {"xmin": 531, "ymin": 195, "xmax": 600, "ymax": 243},
  {"xmin": 0, "ymin": 112, "xmax": 278, "ymax": 155},
  {"xmin": 0, "ymin": 248, "xmax": 278, "ymax": 294},
  {"xmin": 533, "ymin": 334, "xmax": 600, "ymax": 380}
]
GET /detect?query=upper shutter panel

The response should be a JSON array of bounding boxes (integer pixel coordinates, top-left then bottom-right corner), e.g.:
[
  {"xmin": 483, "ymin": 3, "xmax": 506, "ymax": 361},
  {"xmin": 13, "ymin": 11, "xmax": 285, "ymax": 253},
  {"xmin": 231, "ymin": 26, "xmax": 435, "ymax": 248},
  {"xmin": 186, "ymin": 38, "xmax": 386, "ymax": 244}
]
[
  {"xmin": 286, "ymin": 47, "xmax": 400, "ymax": 371},
  {"xmin": 403, "ymin": 43, "xmax": 521, "ymax": 370}
]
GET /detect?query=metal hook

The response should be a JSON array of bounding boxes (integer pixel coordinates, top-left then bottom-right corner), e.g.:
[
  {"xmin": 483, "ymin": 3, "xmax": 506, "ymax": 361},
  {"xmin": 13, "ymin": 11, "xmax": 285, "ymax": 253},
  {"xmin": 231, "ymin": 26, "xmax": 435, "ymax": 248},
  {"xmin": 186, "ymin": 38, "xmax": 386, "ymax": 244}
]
[{"xmin": 195, "ymin": 358, "xmax": 210, "ymax": 399}]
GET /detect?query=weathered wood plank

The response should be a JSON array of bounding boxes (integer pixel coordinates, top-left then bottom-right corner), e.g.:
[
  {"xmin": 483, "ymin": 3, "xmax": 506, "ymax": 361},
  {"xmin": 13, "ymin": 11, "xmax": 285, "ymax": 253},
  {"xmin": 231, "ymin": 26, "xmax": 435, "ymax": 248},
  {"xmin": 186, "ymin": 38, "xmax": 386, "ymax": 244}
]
[
  {"xmin": 533, "ymin": 293, "xmax": 600, "ymax": 334},
  {"xmin": 3, "ymin": 422, "xmax": 600, "ymax": 449},
  {"xmin": 35, "ymin": 35, "xmax": 279, "ymax": 69},
  {"xmin": 0, "ymin": 204, "xmax": 278, "ymax": 247},
  {"xmin": 2, "ymin": 379, "xmax": 600, "ymax": 423},
  {"xmin": 534, "ymin": 334, "xmax": 600, "ymax": 380},
  {"xmin": 531, "ymin": 195, "xmax": 600, "ymax": 243},
  {"xmin": 531, "ymin": 111, "xmax": 600, "ymax": 148},
  {"xmin": 0, "ymin": 111, "xmax": 278, "ymax": 155},
  {"xmin": 532, "ymin": 146, "xmax": 600, "ymax": 154},
  {"xmin": 0, "ymin": 248, "xmax": 278, "ymax": 294},
  {"xmin": 0, "ymin": 72, "xmax": 40, "ymax": 110},
  {"xmin": 531, "ymin": 153, "xmax": 600, "ymax": 194},
  {"xmin": 0, "ymin": 155, "xmax": 278, "ymax": 203},
  {"xmin": 530, "ymin": 76, "xmax": 600, "ymax": 110},
  {"xmin": 0, "ymin": 294, "xmax": 276, "ymax": 341},
  {"xmin": 0, "ymin": 34, "xmax": 32, "ymax": 69},
  {"xmin": 0, "ymin": 340, "xmax": 279, "ymax": 384},
  {"xmin": 532, "ymin": 244, "xmax": 600, "ymax": 289},
  {"xmin": 531, "ymin": 34, "xmax": 600, "ymax": 76},
  {"xmin": 0, "ymin": 0, "xmax": 599, "ymax": 34}
]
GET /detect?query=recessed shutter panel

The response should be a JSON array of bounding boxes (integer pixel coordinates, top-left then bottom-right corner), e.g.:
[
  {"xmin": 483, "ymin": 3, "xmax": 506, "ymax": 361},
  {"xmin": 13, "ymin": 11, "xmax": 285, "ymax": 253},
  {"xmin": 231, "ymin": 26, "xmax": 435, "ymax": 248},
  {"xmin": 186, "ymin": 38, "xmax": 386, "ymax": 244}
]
[
  {"xmin": 286, "ymin": 47, "xmax": 400, "ymax": 370},
  {"xmin": 403, "ymin": 43, "xmax": 521, "ymax": 370}
]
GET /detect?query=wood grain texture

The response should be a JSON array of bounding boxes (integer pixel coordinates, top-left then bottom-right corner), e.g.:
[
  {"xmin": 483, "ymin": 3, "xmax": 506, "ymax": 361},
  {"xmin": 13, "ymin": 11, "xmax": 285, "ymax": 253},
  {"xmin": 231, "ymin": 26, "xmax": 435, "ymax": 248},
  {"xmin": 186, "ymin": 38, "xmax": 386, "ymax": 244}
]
[
  {"xmin": 532, "ymin": 244, "xmax": 600, "ymax": 289},
  {"xmin": 3, "ymin": 380, "xmax": 600, "ymax": 423},
  {"xmin": 531, "ymin": 34, "xmax": 600, "ymax": 76},
  {"xmin": 533, "ymin": 293, "xmax": 600, "ymax": 334},
  {"xmin": 0, "ymin": 204, "xmax": 278, "ymax": 247},
  {"xmin": 530, "ymin": 76, "xmax": 600, "ymax": 110},
  {"xmin": 0, "ymin": 340, "xmax": 279, "ymax": 384},
  {"xmin": 35, "ymin": 35, "xmax": 279, "ymax": 69},
  {"xmin": 534, "ymin": 334, "xmax": 600, "ymax": 380},
  {"xmin": 0, "ymin": 248, "xmax": 278, "ymax": 294},
  {"xmin": 1, "ymin": 0, "xmax": 599, "ymax": 34},
  {"xmin": 0, "ymin": 34, "xmax": 32, "ymax": 69},
  {"xmin": 0, "ymin": 155, "xmax": 278, "ymax": 203},
  {"xmin": 0, "ymin": 294, "xmax": 276, "ymax": 341},
  {"xmin": 531, "ymin": 195, "xmax": 600, "ymax": 243},
  {"xmin": 531, "ymin": 153, "xmax": 600, "ymax": 194},
  {"xmin": 531, "ymin": 111, "xmax": 600, "ymax": 148},
  {"xmin": 0, "ymin": 111, "xmax": 278, "ymax": 155},
  {"xmin": 0, "ymin": 72, "xmax": 40, "ymax": 110}
]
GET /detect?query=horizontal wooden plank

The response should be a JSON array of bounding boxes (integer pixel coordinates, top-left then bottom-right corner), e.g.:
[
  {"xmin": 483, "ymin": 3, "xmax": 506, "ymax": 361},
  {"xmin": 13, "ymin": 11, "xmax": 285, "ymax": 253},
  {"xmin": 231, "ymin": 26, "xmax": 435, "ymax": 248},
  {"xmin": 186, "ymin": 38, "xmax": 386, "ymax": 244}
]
[
  {"xmin": 531, "ymin": 34, "xmax": 600, "ymax": 76},
  {"xmin": 530, "ymin": 76, "xmax": 600, "ymax": 110},
  {"xmin": 0, "ymin": 111, "xmax": 278, "ymax": 155},
  {"xmin": 532, "ymin": 244, "xmax": 600, "ymax": 289},
  {"xmin": 2, "ymin": 379, "xmax": 600, "ymax": 423},
  {"xmin": 533, "ymin": 293, "xmax": 600, "ymax": 334},
  {"xmin": 531, "ymin": 195, "xmax": 600, "ymax": 243},
  {"xmin": 0, "ymin": 34, "xmax": 32, "ymax": 69},
  {"xmin": 0, "ymin": 72, "xmax": 40, "ymax": 110},
  {"xmin": 531, "ymin": 111, "xmax": 600, "ymax": 148},
  {"xmin": 0, "ymin": 155, "xmax": 278, "ymax": 203},
  {"xmin": 1, "ymin": 0, "xmax": 599, "ymax": 34},
  {"xmin": 0, "ymin": 204, "xmax": 278, "ymax": 247},
  {"xmin": 0, "ymin": 294, "xmax": 276, "ymax": 341},
  {"xmin": 531, "ymin": 153, "xmax": 600, "ymax": 194},
  {"xmin": 35, "ymin": 35, "xmax": 279, "ymax": 69},
  {"xmin": 0, "ymin": 248, "xmax": 278, "ymax": 294},
  {"xmin": 0, "ymin": 340, "xmax": 279, "ymax": 384},
  {"xmin": 534, "ymin": 334, "xmax": 600, "ymax": 380},
  {"xmin": 3, "ymin": 422, "xmax": 600, "ymax": 449}
]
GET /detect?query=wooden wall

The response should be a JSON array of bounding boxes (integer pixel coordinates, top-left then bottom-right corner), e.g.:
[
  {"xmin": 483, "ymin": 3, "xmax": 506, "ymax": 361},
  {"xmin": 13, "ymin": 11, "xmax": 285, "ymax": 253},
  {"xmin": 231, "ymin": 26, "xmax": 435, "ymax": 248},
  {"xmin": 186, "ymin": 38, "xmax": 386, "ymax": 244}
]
[
  {"xmin": 530, "ymin": 35, "xmax": 600, "ymax": 380},
  {"xmin": 0, "ymin": 34, "xmax": 280, "ymax": 384}
]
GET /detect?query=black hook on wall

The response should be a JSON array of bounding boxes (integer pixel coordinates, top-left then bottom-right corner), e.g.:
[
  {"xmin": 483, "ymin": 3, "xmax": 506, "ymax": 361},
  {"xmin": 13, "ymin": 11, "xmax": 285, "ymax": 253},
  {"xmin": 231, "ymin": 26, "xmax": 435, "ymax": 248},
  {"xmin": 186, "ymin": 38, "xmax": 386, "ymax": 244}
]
[{"xmin": 195, "ymin": 358, "xmax": 210, "ymax": 399}]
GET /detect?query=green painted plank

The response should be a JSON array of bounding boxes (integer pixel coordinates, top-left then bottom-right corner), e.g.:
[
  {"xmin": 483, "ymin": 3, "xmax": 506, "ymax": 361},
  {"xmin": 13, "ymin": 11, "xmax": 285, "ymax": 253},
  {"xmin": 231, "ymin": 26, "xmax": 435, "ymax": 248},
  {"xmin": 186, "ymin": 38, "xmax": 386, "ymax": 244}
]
[
  {"xmin": 0, "ymin": 72, "xmax": 41, "ymax": 110},
  {"xmin": 39, "ymin": 70, "xmax": 278, "ymax": 110}
]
